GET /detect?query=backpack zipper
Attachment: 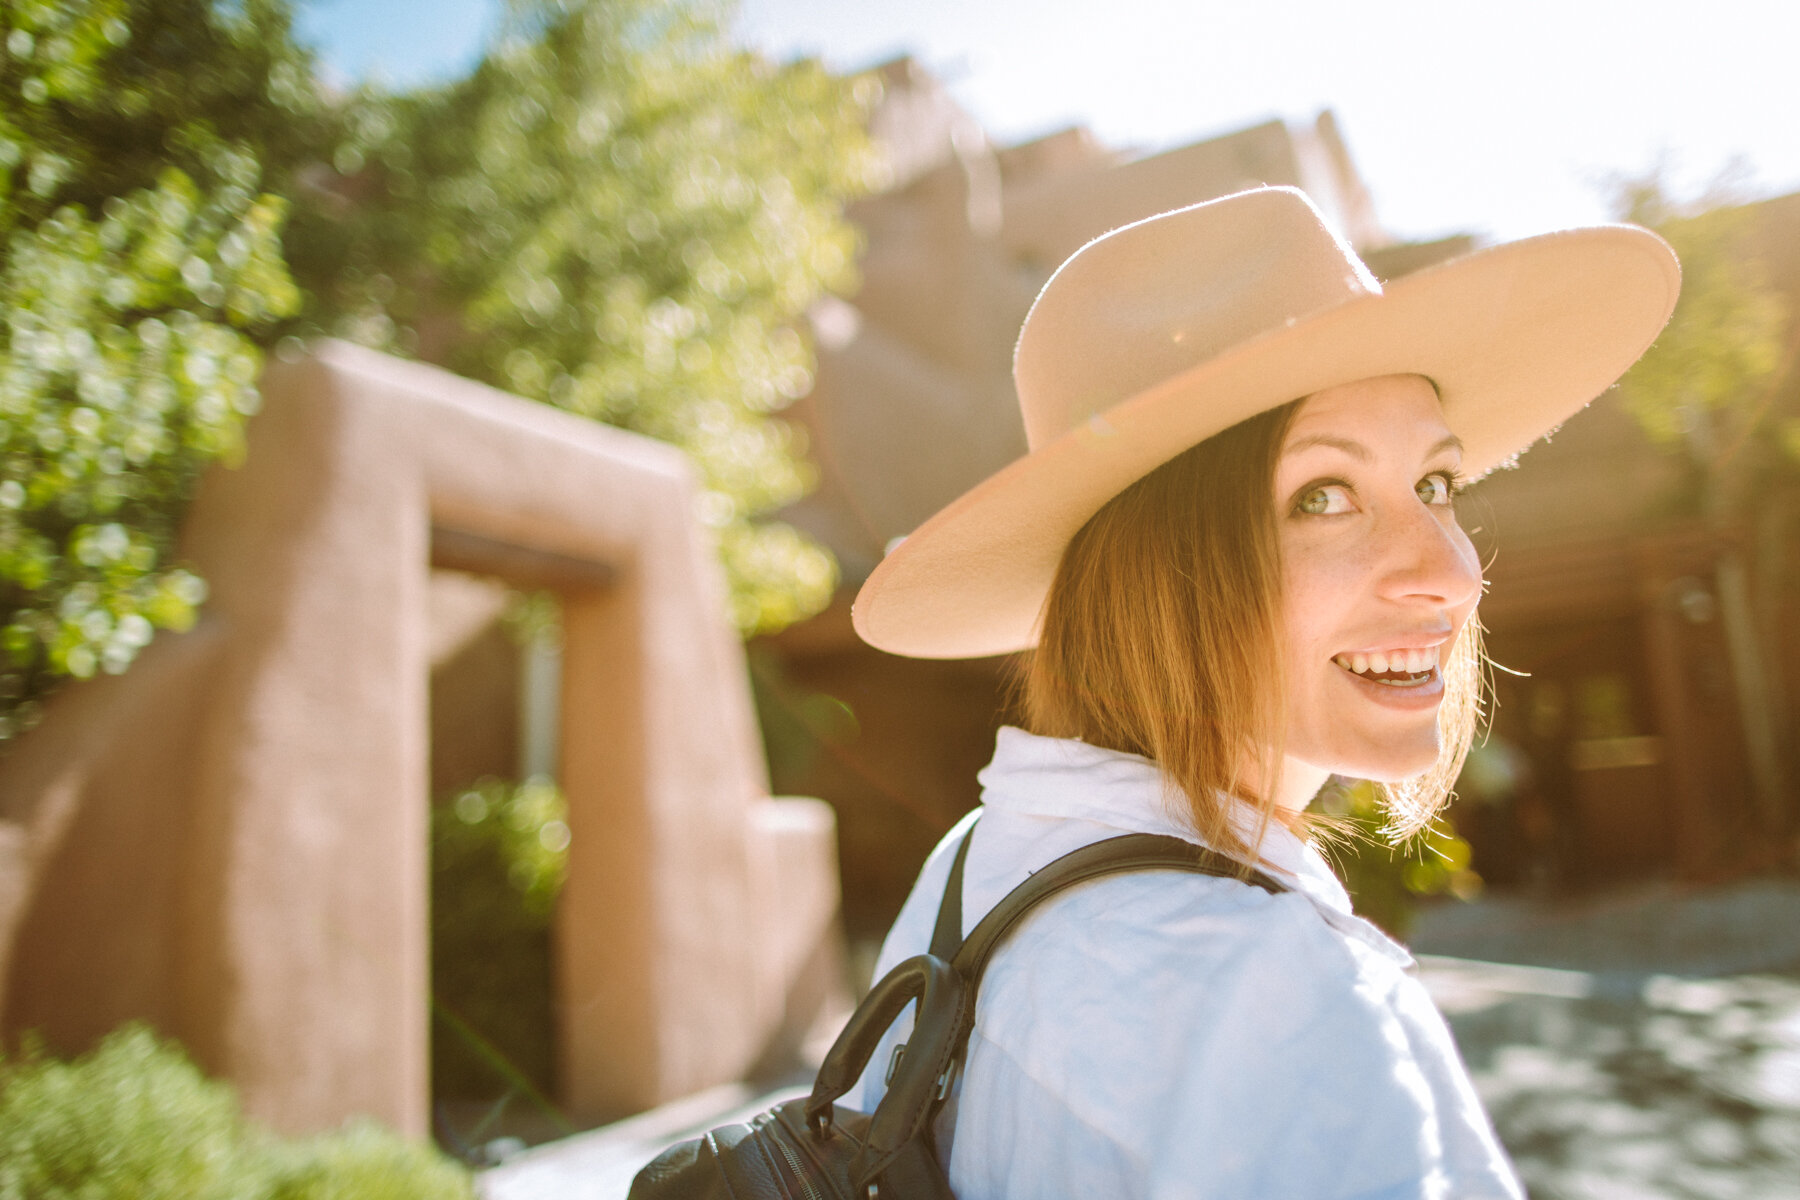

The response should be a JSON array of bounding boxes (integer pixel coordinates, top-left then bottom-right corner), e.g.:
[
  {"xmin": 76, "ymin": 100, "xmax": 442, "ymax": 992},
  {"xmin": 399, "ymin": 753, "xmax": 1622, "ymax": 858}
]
[{"xmin": 772, "ymin": 1132, "xmax": 828, "ymax": 1200}]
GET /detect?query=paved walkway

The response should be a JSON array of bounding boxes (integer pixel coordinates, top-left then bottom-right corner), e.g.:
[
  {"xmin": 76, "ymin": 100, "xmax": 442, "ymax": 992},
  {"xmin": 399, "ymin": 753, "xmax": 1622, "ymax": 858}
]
[
  {"xmin": 1410, "ymin": 876, "xmax": 1800, "ymax": 1198},
  {"xmin": 1420, "ymin": 957, "xmax": 1800, "ymax": 1199},
  {"xmin": 1409, "ymin": 876, "xmax": 1800, "ymax": 977},
  {"xmin": 477, "ymin": 1081, "xmax": 805, "ymax": 1199},
  {"xmin": 482, "ymin": 878, "xmax": 1800, "ymax": 1199}
]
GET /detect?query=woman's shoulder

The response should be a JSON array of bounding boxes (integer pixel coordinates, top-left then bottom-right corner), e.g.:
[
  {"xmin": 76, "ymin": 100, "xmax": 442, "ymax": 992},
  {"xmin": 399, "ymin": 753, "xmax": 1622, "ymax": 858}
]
[
  {"xmin": 958, "ymin": 871, "xmax": 1509, "ymax": 1195},
  {"xmin": 974, "ymin": 866, "xmax": 1411, "ymax": 1051}
]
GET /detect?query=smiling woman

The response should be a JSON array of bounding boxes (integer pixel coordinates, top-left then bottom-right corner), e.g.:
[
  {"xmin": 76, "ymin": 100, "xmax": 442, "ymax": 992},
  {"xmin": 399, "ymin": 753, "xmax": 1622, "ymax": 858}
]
[{"xmin": 827, "ymin": 187, "xmax": 1681, "ymax": 1198}]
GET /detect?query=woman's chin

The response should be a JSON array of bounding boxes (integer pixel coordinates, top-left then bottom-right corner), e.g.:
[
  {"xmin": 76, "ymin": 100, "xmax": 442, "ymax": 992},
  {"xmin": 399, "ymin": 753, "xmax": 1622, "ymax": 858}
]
[{"xmin": 1311, "ymin": 735, "xmax": 1443, "ymax": 786}]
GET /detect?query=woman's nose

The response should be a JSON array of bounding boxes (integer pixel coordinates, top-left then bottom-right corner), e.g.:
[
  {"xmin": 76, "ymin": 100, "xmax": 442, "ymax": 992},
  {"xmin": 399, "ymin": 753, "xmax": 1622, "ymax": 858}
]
[{"xmin": 1379, "ymin": 503, "xmax": 1482, "ymax": 610}]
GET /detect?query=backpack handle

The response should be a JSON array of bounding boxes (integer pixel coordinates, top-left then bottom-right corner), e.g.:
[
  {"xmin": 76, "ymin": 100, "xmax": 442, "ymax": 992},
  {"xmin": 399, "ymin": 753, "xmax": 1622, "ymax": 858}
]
[{"xmin": 805, "ymin": 952, "xmax": 966, "ymax": 1141}]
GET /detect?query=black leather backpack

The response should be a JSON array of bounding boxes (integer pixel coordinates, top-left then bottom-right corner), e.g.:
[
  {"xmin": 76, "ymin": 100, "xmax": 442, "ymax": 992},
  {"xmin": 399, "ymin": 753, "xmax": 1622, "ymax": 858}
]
[{"xmin": 628, "ymin": 827, "xmax": 1287, "ymax": 1199}]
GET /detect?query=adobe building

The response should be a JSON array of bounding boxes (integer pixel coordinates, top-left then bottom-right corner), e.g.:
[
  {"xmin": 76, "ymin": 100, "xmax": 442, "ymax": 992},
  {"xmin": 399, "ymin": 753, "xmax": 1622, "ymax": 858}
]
[
  {"xmin": 0, "ymin": 342, "xmax": 844, "ymax": 1136},
  {"xmin": 761, "ymin": 59, "xmax": 1799, "ymax": 937}
]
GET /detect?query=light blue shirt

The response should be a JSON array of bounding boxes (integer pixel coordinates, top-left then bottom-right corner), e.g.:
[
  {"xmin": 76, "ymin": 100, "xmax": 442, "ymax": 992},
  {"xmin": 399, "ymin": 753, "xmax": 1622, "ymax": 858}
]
[{"xmin": 844, "ymin": 727, "xmax": 1523, "ymax": 1199}]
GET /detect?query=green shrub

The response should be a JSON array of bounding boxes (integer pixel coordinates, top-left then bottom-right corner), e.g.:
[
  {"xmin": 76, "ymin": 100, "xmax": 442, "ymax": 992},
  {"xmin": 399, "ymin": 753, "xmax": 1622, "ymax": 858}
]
[
  {"xmin": 430, "ymin": 777, "xmax": 569, "ymax": 1107},
  {"xmin": 0, "ymin": 1024, "xmax": 473, "ymax": 1198},
  {"xmin": 1312, "ymin": 777, "xmax": 1481, "ymax": 939},
  {"xmin": 0, "ymin": 1025, "xmax": 256, "ymax": 1200},
  {"xmin": 267, "ymin": 1121, "xmax": 475, "ymax": 1200}
]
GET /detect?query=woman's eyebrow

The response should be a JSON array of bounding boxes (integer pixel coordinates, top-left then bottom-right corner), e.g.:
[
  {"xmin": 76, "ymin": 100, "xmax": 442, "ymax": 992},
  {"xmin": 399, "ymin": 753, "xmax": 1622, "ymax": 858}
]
[
  {"xmin": 1280, "ymin": 433, "xmax": 1465, "ymax": 461},
  {"xmin": 1281, "ymin": 433, "xmax": 1372, "ymax": 461},
  {"xmin": 1429, "ymin": 434, "xmax": 1466, "ymax": 460}
]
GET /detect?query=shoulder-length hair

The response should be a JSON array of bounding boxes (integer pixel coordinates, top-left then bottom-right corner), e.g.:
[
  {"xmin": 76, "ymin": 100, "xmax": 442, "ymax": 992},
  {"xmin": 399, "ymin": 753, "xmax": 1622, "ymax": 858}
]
[{"xmin": 1019, "ymin": 399, "xmax": 1483, "ymax": 864}]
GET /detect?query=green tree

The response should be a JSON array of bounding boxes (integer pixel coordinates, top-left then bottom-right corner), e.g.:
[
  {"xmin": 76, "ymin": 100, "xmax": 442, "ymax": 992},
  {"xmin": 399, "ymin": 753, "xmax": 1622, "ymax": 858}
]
[
  {"xmin": 0, "ymin": 0, "xmax": 311, "ymax": 739},
  {"xmin": 1612, "ymin": 170, "xmax": 1797, "ymax": 828},
  {"xmin": 290, "ymin": 0, "xmax": 880, "ymax": 633},
  {"xmin": 1, "ymin": 0, "xmax": 878, "ymax": 739}
]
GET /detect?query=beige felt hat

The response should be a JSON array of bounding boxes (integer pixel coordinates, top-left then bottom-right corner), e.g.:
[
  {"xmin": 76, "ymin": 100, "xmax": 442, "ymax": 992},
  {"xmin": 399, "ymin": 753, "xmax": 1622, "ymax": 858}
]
[{"xmin": 851, "ymin": 185, "xmax": 1680, "ymax": 660}]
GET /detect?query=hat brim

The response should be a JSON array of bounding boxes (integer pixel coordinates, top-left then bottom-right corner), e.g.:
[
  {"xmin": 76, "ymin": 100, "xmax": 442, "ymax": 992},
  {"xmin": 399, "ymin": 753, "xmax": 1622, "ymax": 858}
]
[{"xmin": 851, "ymin": 224, "xmax": 1680, "ymax": 659}]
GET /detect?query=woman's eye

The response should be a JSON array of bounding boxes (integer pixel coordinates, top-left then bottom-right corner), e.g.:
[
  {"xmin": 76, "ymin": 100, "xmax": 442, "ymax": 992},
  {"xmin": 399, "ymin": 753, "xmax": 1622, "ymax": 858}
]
[
  {"xmin": 1416, "ymin": 473, "xmax": 1458, "ymax": 506},
  {"xmin": 1295, "ymin": 483, "xmax": 1353, "ymax": 515}
]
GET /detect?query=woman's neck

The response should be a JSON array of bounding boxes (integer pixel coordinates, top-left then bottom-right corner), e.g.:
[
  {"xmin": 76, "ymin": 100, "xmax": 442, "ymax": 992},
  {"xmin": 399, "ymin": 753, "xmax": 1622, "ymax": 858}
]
[{"xmin": 1270, "ymin": 757, "xmax": 1331, "ymax": 814}]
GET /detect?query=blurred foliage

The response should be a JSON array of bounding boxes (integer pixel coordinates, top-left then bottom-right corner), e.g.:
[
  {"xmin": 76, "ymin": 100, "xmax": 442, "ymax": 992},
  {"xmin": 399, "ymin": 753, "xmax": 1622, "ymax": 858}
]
[
  {"xmin": 1312, "ymin": 776, "xmax": 1481, "ymax": 939},
  {"xmin": 292, "ymin": 0, "xmax": 881, "ymax": 634},
  {"xmin": 1, "ymin": 0, "xmax": 878, "ymax": 743},
  {"xmin": 1612, "ymin": 169, "xmax": 1794, "ymax": 511},
  {"xmin": 0, "ymin": 0, "xmax": 304, "ymax": 739},
  {"xmin": 501, "ymin": 585, "xmax": 562, "ymax": 649},
  {"xmin": 0, "ymin": 1023, "xmax": 474, "ymax": 1199},
  {"xmin": 747, "ymin": 641, "xmax": 858, "ymax": 786},
  {"xmin": 0, "ymin": 0, "xmax": 324, "ymax": 234},
  {"xmin": 0, "ymin": 1024, "xmax": 249, "ymax": 1200},
  {"xmin": 431, "ymin": 776, "xmax": 569, "ymax": 1103},
  {"xmin": 262, "ymin": 1119, "xmax": 477, "ymax": 1200},
  {"xmin": 1611, "ymin": 169, "xmax": 1797, "ymax": 822}
]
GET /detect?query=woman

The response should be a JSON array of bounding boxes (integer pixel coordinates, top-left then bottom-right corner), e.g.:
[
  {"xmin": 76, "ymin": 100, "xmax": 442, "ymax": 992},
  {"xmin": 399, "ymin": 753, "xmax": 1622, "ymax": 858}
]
[{"xmin": 841, "ymin": 187, "xmax": 1679, "ymax": 1197}]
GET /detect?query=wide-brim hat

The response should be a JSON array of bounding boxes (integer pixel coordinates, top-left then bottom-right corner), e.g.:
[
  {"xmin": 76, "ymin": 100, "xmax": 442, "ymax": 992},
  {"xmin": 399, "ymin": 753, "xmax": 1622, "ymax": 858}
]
[{"xmin": 850, "ymin": 186, "xmax": 1680, "ymax": 660}]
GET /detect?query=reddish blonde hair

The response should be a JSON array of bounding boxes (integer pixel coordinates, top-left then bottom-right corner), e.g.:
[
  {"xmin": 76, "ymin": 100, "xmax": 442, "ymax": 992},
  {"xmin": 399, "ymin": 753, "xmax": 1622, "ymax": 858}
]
[{"xmin": 1021, "ymin": 400, "xmax": 1482, "ymax": 863}]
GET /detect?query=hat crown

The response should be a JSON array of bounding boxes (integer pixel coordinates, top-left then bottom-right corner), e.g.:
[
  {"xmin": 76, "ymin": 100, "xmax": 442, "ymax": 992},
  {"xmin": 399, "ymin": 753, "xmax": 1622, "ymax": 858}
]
[{"xmin": 1013, "ymin": 187, "xmax": 1381, "ymax": 450}]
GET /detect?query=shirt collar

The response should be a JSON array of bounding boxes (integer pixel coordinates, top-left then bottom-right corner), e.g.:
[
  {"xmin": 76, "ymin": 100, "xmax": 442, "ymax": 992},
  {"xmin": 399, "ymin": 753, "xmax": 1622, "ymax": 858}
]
[{"xmin": 977, "ymin": 726, "xmax": 1414, "ymax": 965}]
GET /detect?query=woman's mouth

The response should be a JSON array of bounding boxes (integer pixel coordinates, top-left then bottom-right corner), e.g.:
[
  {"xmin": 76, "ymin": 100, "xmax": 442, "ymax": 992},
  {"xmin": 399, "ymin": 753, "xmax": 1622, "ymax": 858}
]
[{"xmin": 1332, "ymin": 645, "xmax": 1440, "ymax": 688}]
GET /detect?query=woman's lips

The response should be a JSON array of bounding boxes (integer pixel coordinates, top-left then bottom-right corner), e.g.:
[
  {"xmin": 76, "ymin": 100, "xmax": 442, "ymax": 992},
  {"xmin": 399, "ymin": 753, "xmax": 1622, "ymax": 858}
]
[{"xmin": 1332, "ymin": 655, "xmax": 1446, "ymax": 709}]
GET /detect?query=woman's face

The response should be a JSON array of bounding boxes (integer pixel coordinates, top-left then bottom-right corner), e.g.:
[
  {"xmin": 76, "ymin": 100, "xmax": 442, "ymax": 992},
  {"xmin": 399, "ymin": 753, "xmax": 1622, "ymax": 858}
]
[{"xmin": 1273, "ymin": 374, "xmax": 1481, "ymax": 782}]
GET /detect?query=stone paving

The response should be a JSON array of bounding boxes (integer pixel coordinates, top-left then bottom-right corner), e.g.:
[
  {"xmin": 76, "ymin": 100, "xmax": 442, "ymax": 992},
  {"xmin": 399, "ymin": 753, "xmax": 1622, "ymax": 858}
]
[
  {"xmin": 1420, "ymin": 958, "xmax": 1800, "ymax": 1199},
  {"xmin": 1410, "ymin": 876, "xmax": 1800, "ymax": 1200}
]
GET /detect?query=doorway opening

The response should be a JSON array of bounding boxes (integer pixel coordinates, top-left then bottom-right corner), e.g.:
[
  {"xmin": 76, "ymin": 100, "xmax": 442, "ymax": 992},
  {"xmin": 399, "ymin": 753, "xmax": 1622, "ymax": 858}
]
[{"xmin": 425, "ymin": 560, "xmax": 571, "ymax": 1159}]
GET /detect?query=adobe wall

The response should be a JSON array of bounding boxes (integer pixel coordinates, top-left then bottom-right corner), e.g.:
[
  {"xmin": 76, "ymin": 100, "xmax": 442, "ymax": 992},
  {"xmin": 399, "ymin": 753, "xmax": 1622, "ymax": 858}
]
[{"xmin": 0, "ymin": 341, "xmax": 842, "ymax": 1134}]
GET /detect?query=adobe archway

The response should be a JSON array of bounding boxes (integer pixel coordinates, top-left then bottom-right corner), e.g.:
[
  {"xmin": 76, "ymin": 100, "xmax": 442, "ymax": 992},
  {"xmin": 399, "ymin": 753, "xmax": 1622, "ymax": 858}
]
[{"xmin": 0, "ymin": 341, "xmax": 842, "ymax": 1134}]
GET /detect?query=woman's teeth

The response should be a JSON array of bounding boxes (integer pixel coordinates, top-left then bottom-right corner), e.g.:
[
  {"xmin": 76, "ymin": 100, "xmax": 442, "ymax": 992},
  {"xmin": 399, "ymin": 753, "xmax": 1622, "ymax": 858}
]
[{"xmin": 1333, "ymin": 646, "xmax": 1439, "ymax": 682}]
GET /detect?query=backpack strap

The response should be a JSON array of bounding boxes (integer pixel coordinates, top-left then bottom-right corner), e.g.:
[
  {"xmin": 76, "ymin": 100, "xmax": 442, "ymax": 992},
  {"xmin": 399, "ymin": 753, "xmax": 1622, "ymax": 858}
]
[
  {"xmin": 950, "ymin": 832, "xmax": 1287, "ymax": 980},
  {"xmin": 820, "ymin": 828, "xmax": 1291, "ymax": 1186},
  {"xmin": 927, "ymin": 824, "xmax": 975, "ymax": 960},
  {"xmin": 929, "ymin": 824, "xmax": 1282, "ymax": 967}
]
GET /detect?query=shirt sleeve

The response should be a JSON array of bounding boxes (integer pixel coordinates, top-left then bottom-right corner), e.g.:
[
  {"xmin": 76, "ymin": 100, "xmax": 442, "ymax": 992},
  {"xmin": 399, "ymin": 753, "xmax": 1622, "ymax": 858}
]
[{"xmin": 943, "ymin": 876, "xmax": 1523, "ymax": 1200}]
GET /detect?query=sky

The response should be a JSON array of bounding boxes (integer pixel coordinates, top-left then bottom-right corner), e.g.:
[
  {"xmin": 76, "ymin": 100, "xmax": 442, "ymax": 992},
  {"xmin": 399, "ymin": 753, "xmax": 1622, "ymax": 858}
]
[{"xmin": 296, "ymin": 0, "xmax": 1800, "ymax": 243}]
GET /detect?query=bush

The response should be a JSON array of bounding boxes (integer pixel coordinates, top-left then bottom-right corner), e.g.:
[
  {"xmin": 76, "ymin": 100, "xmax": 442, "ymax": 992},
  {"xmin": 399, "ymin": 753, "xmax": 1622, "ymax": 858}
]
[
  {"xmin": 1312, "ymin": 777, "xmax": 1481, "ymax": 939},
  {"xmin": 266, "ymin": 1121, "xmax": 475, "ymax": 1200},
  {"xmin": 0, "ymin": 1024, "xmax": 473, "ymax": 1199},
  {"xmin": 0, "ymin": 1025, "xmax": 252, "ymax": 1199},
  {"xmin": 430, "ymin": 776, "xmax": 569, "ymax": 1107}
]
